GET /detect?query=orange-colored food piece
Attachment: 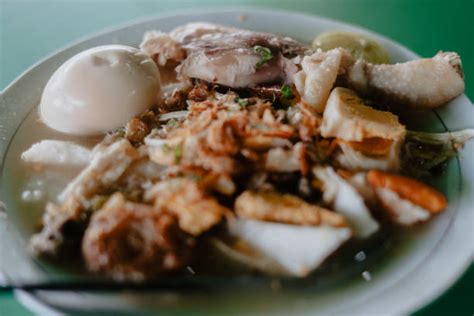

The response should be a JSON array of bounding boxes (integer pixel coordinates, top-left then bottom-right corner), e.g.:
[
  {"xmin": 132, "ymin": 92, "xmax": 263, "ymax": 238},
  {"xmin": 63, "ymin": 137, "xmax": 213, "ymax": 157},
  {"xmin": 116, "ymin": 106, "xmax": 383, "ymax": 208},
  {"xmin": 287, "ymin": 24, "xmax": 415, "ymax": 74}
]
[
  {"xmin": 367, "ymin": 170, "xmax": 447, "ymax": 213},
  {"xmin": 347, "ymin": 137, "xmax": 393, "ymax": 156}
]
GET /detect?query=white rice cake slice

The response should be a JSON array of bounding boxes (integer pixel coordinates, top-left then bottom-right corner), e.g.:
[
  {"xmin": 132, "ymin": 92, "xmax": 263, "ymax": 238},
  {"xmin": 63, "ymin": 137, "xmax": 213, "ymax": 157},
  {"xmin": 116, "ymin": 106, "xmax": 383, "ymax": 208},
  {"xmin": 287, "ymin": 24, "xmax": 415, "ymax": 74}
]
[{"xmin": 229, "ymin": 218, "xmax": 351, "ymax": 277}]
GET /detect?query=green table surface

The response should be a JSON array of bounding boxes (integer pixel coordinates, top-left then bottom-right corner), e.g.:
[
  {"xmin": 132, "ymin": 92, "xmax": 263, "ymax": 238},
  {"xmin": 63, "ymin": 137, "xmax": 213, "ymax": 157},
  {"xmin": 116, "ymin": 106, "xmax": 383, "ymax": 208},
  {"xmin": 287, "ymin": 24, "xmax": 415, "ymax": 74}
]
[{"xmin": 0, "ymin": 0, "xmax": 472, "ymax": 315}]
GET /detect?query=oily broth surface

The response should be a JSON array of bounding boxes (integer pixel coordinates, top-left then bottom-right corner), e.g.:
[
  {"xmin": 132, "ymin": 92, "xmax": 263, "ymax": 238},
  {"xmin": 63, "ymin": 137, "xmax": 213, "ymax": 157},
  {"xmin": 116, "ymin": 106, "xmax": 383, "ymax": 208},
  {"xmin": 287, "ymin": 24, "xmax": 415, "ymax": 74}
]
[{"xmin": 1, "ymin": 107, "xmax": 100, "ymax": 238}]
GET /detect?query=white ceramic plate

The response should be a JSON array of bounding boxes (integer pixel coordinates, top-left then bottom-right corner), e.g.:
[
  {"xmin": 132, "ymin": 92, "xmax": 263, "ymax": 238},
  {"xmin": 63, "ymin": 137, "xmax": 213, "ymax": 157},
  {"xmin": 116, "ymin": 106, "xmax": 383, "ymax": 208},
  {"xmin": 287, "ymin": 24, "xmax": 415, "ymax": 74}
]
[{"xmin": 1, "ymin": 8, "xmax": 473, "ymax": 316}]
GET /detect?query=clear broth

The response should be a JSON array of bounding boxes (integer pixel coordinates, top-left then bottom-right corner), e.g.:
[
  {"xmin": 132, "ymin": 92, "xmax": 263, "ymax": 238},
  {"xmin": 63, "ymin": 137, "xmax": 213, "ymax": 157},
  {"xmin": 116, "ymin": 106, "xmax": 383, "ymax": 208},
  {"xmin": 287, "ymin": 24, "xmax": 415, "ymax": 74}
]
[{"xmin": 0, "ymin": 106, "xmax": 458, "ymax": 290}]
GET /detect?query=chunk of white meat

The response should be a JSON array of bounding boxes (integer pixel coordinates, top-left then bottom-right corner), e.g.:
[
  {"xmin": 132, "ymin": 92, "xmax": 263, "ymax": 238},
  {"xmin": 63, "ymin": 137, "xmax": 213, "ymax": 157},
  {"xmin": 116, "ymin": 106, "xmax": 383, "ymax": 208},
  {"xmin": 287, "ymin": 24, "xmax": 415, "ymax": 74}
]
[
  {"xmin": 294, "ymin": 49, "xmax": 344, "ymax": 113},
  {"xmin": 171, "ymin": 22, "xmax": 307, "ymax": 88},
  {"xmin": 320, "ymin": 87, "xmax": 406, "ymax": 142},
  {"xmin": 344, "ymin": 52, "xmax": 465, "ymax": 109},
  {"xmin": 313, "ymin": 166, "xmax": 379, "ymax": 238},
  {"xmin": 228, "ymin": 218, "xmax": 351, "ymax": 277},
  {"xmin": 21, "ymin": 140, "xmax": 91, "ymax": 167},
  {"xmin": 178, "ymin": 49, "xmax": 297, "ymax": 88},
  {"xmin": 375, "ymin": 188, "xmax": 431, "ymax": 225}
]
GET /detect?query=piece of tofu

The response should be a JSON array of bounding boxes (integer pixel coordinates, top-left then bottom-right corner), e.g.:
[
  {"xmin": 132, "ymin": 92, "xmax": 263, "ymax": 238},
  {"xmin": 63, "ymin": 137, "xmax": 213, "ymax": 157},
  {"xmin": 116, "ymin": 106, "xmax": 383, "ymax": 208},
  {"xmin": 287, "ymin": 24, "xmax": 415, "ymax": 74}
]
[
  {"xmin": 320, "ymin": 87, "xmax": 405, "ymax": 142},
  {"xmin": 228, "ymin": 218, "xmax": 351, "ymax": 277}
]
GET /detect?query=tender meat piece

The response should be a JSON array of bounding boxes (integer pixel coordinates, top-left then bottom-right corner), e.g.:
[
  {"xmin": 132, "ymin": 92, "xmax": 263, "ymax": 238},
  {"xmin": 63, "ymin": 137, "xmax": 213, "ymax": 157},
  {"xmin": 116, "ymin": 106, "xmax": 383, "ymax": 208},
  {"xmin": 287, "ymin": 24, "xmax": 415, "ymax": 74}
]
[
  {"xmin": 171, "ymin": 22, "xmax": 308, "ymax": 88},
  {"xmin": 367, "ymin": 170, "xmax": 447, "ymax": 213},
  {"xmin": 313, "ymin": 166, "xmax": 379, "ymax": 238},
  {"xmin": 21, "ymin": 140, "xmax": 91, "ymax": 167},
  {"xmin": 375, "ymin": 188, "xmax": 430, "ymax": 226},
  {"xmin": 320, "ymin": 88, "xmax": 406, "ymax": 142},
  {"xmin": 29, "ymin": 140, "xmax": 141, "ymax": 257},
  {"xmin": 140, "ymin": 31, "xmax": 186, "ymax": 66},
  {"xmin": 265, "ymin": 142, "xmax": 306, "ymax": 174},
  {"xmin": 343, "ymin": 52, "xmax": 465, "ymax": 108},
  {"xmin": 179, "ymin": 50, "xmax": 297, "ymax": 89},
  {"xmin": 82, "ymin": 193, "xmax": 194, "ymax": 281},
  {"xmin": 145, "ymin": 178, "xmax": 228, "ymax": 236},
  {"xmin": 234, "ymin": 190, "xmax": 348, "ymax": 227},
  {"xmin": 170, "ymin": 22, "xmax": 310, "ymax": 57},
  {"xmin": 228, "ymin": 218, "xmax": 352, "ymax": 277},
  {"xmin": 294, "ymin": 49, "xmax": 345, "ymax": 113}
]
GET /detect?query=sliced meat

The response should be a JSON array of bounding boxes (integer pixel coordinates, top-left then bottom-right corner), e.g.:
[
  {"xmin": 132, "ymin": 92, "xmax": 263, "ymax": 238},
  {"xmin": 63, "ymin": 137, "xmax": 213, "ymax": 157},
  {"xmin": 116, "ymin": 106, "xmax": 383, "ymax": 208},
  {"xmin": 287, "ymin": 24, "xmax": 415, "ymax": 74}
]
[{"xmin": 170, "ymin": 22, "xmax": 309, "ymax": 88}]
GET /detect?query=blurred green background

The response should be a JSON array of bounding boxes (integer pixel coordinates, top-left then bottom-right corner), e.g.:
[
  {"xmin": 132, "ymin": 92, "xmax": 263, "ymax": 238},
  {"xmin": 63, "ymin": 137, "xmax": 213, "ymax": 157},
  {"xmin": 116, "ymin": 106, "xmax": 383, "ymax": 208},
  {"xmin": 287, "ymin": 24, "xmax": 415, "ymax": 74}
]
[{"xmin": 0, "ymin": 0, "xmax": 472, "ymax": 315}]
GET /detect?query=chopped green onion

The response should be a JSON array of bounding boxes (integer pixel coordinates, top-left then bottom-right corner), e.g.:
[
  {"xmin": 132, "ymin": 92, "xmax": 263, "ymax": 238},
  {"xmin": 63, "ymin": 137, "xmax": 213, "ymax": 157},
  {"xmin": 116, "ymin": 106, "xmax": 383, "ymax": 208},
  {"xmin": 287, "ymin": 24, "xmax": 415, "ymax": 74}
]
[
  {"xmin": 174, "ymin": 143, "xmax": 183, "ymax": 163},
  {"xmin": 235, "ymin": 97, "xmax": 249, "ymax": 107},
  {"xmin": 161, "ymin": 143, "xmax": 172, "ymax": 152},
  {"xmin": 281, "ymin": 85, "xmax": 294, "ymax": 99},
  {"xmin": 166, "ymin": 119, "xmax": 178, "ymax": 128},
  {"xmin": 254, "ymin": 45, "xmax": 273, "ymax": 68},
  {"xmin": 114, "ymin": 128, "xmax": 126, "ymax": 138}
]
